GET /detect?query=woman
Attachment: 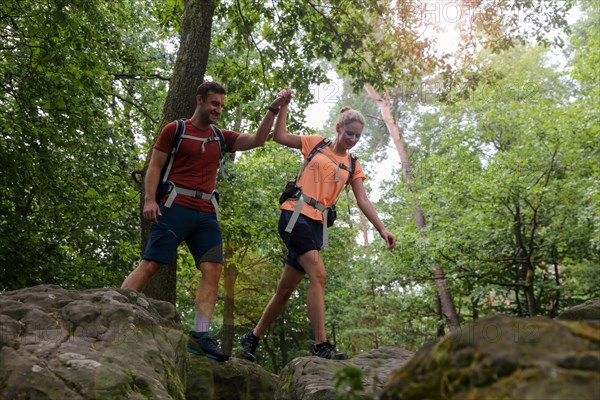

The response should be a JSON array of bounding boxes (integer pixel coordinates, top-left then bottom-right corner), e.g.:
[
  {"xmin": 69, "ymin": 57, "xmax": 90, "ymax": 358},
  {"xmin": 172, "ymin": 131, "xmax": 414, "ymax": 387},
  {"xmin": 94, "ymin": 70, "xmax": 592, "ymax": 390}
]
[{"xmin": 240, "ymin": 94, "xmax": 396, "ymax": 361}]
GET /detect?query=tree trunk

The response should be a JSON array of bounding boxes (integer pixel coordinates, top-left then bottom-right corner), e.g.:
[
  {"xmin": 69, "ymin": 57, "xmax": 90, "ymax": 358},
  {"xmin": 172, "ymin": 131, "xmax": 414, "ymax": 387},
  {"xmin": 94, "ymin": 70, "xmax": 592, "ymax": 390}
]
[
  {"xmin": 142, "ymin": 0, "xmax": 217, "ymax": 303},
  {"xmin": 140, "ymin": 201, "xmax": 177, "ymax": 304},
  {"xmin": 512, "ymin": 201, "xmax": 537, "ymax": 316},
  {"xmin": 279, "ymin": 315, "xmax": 287, "ymax": 367},
  {"xmin": 222, "ymin": 260, "xmax": 237, "ymax": 355},
  {"xmin": 435, "ymin": 294, "xmax": 445, "ymax": 337},
  {"xmin": 524, "ymin": 266, "xmax": 537, "ymax": 316},
  {"xmin": 472, "ymin": 295, "xmax": 480, "ymax": 320},
  {"xmin": 163, "ymin": 0, "xmax": 217, "ymax": 120},
  {"xmin": 364, "ymin": 83, "xmax": 460, "ymax": 333},
  {"xmin": 220, "ymin": 115, "xmax": 241, "ymax": 349},
  {"xmin": 515, "ymin": 265, "xmax": 523, "ymax": 315},
  {"xmin": 550, "ymin": 249, "xmax": 560, "ymax": 317}
]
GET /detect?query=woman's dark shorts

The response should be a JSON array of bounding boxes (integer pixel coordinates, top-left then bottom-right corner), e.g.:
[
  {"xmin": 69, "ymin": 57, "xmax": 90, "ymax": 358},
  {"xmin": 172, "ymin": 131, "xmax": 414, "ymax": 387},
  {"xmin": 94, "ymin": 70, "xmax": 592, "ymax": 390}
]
[
  {"xmin": 278, "ymin": 210, "xmax": 323, "ymax": 273},
  {"xmin": 143, "ymin": 204, "xmax": 223, "ymax": 266}
]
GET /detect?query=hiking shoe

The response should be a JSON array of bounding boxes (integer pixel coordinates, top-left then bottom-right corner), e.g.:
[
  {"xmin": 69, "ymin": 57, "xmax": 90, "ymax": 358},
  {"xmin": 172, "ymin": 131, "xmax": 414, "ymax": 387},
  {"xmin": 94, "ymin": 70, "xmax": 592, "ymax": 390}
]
[
  {"xmin": 240, "ymin": 331, "xmax": 260, "ymax": 362},
  {"xmin": 311, "ymin": 341, "xmax": 347, "ymax": 360},
  {"xmin": 187, "ymin": 332, "xmax": 229, "ymax": 362}
]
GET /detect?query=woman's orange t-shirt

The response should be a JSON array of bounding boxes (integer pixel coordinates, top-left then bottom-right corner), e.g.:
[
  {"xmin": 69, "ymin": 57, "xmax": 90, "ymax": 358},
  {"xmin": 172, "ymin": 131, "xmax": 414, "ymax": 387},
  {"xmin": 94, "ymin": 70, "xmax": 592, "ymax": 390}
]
[{"xmin": 280, "ymin": 135, "xmax": 366, "ymax": 222}]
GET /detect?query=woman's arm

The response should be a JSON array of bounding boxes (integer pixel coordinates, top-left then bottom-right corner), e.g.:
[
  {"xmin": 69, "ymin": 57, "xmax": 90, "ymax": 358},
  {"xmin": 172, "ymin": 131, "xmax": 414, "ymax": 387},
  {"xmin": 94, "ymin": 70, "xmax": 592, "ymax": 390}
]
[
  {"xmin": 351, "ymin": 177, "xmax": 396, "ymax": 249},
  {"xmin": 273, "ymin": 100, "xmax": 302, "ymax": 149}
]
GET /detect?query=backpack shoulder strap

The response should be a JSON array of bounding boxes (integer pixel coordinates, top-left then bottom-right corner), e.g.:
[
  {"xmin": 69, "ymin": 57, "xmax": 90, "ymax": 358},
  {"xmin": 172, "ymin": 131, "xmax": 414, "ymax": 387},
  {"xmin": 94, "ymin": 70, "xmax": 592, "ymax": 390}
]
[
  {"xmin": 210, "ymin": 124, "xmax": 226, "ymax": 159},
  {"xmin": 161, "ymin": 119, "xmax": 186, "ymax": 184},
  {"xmin": 341, "ymin": 153, "xmax": 357, "ymax": 218},
  {"xmin": 166, "ymin": 119, "xmax": 186, "ymax": 154},
  {"xmin": 345, "ymin": 153, "xmax": 357, "ymax": 185},
  {"xmin": 307, "ymin": 138, "xmax": 331, "ymax": 162},
  {"xmin": 296, "ymin": 138, "xmax": 331, "ymax": 181}
]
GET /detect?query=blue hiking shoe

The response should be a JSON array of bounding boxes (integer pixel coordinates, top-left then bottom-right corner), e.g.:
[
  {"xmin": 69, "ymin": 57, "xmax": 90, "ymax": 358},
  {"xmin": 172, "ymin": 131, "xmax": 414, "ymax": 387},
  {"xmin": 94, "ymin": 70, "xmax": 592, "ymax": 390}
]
[{"xmin": 187, "ymin": 332, "xmax": 229, "ymax": 362}]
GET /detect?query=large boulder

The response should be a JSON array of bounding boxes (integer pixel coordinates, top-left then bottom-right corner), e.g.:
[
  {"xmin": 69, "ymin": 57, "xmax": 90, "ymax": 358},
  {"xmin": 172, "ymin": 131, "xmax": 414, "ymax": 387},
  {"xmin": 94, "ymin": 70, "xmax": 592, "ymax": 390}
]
[
  {"xmin": 10, "ymin": 285, "xmax": 597, "ymax": 400},
  {"xmin": 0, "ymin": 285, "xmax": 280, "ymax": 400},
  {"xmin": 276, "ymin": 346, "xmax": 414, "ymax": 399},
  {"xmin": 0, "ymin": 284, "xmax": 187, "ymax": 399},
  {"xmin": 185, "ymin": 356, "xmax": 277, "ymax": 400},
  {"xmin": 557, "ymin": 297, "xmax": 600, "ymax": 322},
  {"xmin": 379, "ymin": 314, "xmax": 600, "ymax": 399}
]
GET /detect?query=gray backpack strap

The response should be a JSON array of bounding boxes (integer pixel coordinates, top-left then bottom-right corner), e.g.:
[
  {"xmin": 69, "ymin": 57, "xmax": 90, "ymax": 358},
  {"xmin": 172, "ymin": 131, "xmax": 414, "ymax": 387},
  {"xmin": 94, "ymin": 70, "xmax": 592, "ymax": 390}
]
[
  {"xmin": 165, "ymin": 187, "xmax": 220, "ymax": 220},
  {"xmin": 285, "ymin": 196, "xmax": 306, "ymax": 234},
  {"xmin": 285, "ymin": 193, "xmax": 332, "ymax": 250}
]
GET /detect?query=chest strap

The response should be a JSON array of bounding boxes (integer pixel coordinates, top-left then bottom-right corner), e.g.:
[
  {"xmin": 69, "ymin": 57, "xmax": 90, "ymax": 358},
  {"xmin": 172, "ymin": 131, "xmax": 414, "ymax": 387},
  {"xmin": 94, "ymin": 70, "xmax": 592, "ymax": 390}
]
[
  {"xmin": 164, "ymin": 184, "xmax": 220, "ymax": 221},
  {"xmin": 284, "ymin": 191, "xmax": 332, "ymax": 250},
  {"xmin": 180, "ymin": 134, "xmax": 221, "ymax": 153}
]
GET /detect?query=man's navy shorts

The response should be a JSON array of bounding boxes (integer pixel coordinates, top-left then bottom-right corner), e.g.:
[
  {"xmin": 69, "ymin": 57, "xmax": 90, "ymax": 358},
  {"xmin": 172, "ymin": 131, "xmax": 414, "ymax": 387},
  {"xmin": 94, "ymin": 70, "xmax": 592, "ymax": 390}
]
[
  {"xmin": 143, "ymin": 204, "xmax": 223, "ymax": 266},
  {"xmin": 278, "ymin": 210, "xmax": 323, "ymax": 273}
]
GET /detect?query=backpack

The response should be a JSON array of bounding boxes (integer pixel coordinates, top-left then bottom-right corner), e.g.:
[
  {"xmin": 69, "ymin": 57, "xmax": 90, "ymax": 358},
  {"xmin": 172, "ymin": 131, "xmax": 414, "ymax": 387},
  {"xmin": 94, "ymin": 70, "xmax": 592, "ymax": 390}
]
[
  {"xmin": 155, "ymin": 119, "xmax": 226, "ymax": 203},
  {"xmin": 279, "ymin": 138, "xmax": 356, "ymax": 227}
]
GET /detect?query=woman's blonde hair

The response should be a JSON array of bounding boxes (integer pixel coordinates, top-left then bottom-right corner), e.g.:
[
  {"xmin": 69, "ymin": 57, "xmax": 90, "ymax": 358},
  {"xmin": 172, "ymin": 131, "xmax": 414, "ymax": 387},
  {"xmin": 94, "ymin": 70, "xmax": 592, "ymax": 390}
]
[{"xmin": 336, "ymin": 106, "xmax": 365, "ymax": 128}]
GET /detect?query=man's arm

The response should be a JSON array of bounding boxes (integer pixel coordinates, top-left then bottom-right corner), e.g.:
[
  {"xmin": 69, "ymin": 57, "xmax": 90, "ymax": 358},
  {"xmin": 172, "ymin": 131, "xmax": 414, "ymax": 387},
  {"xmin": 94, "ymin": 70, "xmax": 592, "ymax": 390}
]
[
  {"xmin": 143, "ymin": 149, "xmax": 169, "ymax": 223},
  {"xmin": 231, "ymin": 88, "xmax": 292, "ymax": 151}
]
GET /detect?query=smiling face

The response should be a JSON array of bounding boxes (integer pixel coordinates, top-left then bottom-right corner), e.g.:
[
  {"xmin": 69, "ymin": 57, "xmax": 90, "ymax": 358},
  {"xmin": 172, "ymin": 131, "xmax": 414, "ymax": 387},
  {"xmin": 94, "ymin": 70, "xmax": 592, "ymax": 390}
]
[
  {"xmin": 336, "ymin": 120, "xmax": 363, "ymax": 150},
  {"xmin": 197, "ymin": 91, "xmax": 225, "ymax": 125}
]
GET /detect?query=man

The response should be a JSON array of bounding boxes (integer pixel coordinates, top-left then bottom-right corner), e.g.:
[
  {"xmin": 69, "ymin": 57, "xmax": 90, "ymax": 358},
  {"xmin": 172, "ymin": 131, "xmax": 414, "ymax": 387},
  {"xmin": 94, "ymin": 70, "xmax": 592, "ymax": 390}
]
[{"xmin": 122, "ymin": 81, "xmax": 291, "ymax": 361}]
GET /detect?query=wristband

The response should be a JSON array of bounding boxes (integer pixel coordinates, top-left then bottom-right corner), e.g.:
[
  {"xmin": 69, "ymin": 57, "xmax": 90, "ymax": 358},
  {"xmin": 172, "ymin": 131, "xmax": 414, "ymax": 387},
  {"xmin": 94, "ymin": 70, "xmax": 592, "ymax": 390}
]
[{"xmin": 268, "ymin": 106, "xmax": 280, "ymax": 116}]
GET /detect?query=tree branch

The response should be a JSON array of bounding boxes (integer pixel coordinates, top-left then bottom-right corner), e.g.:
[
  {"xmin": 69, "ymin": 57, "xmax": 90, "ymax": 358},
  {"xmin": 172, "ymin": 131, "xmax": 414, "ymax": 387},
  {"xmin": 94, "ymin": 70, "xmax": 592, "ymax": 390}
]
[
  {"xmin": 113, "ymin": 73, "xmax": 171, "ymax": 81},
  {"xmin": 235, "ymin": 0, "xmax": 267, "ymax": 85},
  {"xmin": 111, "ymin": 92, "xmax": 157, "ymax": 124}
]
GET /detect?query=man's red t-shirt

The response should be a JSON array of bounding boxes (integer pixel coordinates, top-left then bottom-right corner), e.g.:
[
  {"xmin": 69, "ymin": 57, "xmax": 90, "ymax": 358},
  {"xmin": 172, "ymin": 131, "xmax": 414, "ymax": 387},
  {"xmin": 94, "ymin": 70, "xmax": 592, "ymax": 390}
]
[{"xmin": 154, "ymin": 119, "xmax": 240, "ymax": 212}]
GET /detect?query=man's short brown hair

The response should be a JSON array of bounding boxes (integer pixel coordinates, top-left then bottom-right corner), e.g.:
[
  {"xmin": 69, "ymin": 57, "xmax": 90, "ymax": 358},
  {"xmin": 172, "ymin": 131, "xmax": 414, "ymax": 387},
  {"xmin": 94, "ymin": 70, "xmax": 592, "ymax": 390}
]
[{"xmin": 197, "ymin": 81, "xmax": 226, "ymax": 101}]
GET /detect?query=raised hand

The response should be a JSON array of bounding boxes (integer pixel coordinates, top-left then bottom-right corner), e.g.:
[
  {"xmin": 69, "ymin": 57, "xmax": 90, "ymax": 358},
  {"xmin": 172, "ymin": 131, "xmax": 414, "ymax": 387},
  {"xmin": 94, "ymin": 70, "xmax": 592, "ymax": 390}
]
[{"xmin": 272, "ymin": 87, "xmax": 292, "ymax": 108}]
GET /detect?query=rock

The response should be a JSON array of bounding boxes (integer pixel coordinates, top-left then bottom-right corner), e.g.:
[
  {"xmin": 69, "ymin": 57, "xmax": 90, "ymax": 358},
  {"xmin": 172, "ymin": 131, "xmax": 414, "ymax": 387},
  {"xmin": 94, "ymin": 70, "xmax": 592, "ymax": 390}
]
[
  {"xmin": 0, "ymin": 285, "xmax": 280, "ymax": 400},
  {"xmin": 557, "ymin": 297, "xmax": 600, "ymax": 322},
  {"xmin": 185, "ymin": 356, "xmax": 277, "ymax": 400},
  {"xmin": 379, "ymin": 314, "xmax": 600, "ymax": 400},
  {"xmin": 10, "ymin": 285, "xmax": 596, "ymax": 399},
  {"xmin": 0, "ymin": 284, "xmax": 187, "ymax": 399},
  {"xmin": 276, "ymin": 346, "xmax": 413, "ymax": 399}
]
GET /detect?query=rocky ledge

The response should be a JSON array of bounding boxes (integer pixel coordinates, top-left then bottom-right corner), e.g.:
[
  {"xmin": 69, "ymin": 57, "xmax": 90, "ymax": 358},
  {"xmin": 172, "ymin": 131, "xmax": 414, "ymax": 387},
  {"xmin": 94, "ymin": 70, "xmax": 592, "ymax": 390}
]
[{"xmin": 1, "ymin": 285, "xmax": 598, "ymax": 399}]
